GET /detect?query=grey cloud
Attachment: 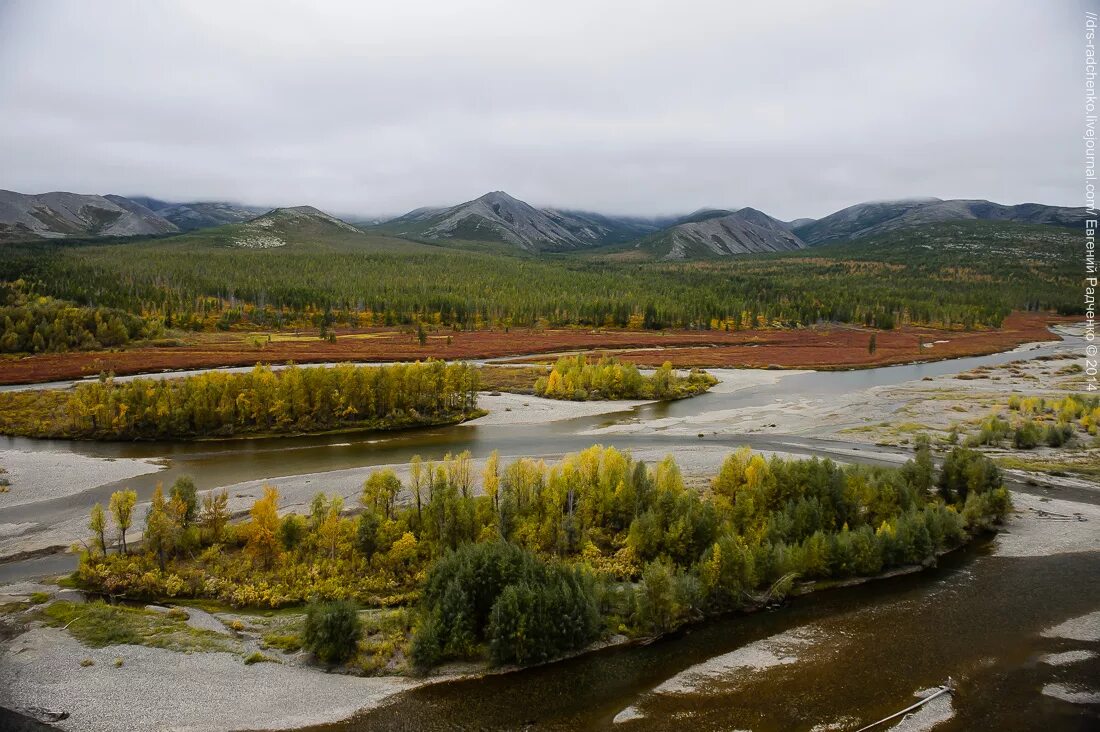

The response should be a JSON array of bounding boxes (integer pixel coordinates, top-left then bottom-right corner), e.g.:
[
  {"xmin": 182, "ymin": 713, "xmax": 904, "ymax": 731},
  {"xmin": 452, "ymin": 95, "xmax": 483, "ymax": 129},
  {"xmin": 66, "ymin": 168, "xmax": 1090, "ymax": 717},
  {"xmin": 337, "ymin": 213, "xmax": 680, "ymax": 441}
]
[{"xmin": 0, "ymin": 0, "xmax": 1082, "ymax": 220}]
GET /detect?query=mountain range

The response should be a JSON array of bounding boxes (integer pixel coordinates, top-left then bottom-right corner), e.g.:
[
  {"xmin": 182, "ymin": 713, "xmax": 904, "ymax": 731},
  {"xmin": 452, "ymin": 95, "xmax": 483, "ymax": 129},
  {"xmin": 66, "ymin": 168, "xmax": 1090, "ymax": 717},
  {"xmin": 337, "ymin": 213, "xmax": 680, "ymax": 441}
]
[
  {"xmin": 791, "ymin": 197, "xmax": 1088, "ymax": 245},
  {"xmin": 0, "ymin": 188, "xmax": 1087, "ymax": 259},
  {"xmin": 131, "ymin": 197, "xmax": 269, "ymax": 232},
  {"xmin": 372, "ymin": 191, "xmax": 669, "ymax": 252},
  {"xmin": 624, "ymin": 207, "xmax": 807, "ymax": 259},
  {"xmin": 0, "ymin": 190, "xmax": 179, "ymax": 241}
]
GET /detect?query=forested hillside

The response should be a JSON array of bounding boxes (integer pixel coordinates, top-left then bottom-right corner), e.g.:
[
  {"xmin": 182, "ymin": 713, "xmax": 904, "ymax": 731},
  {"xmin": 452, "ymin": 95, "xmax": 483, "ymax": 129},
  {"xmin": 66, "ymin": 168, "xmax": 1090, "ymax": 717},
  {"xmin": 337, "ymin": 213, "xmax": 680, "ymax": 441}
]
[{"xmin": 0, "ymin": 220, "xmax": 1081, "ymax": 343}]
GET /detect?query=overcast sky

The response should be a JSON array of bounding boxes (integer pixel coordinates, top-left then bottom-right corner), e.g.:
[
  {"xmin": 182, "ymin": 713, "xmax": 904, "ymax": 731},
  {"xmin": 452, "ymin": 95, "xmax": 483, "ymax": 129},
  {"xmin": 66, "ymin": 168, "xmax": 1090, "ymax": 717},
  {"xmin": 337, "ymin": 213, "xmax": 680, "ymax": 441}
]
[{"xmin": 0, "ymin": 1, "xmax": 1084, "ymax": 219}]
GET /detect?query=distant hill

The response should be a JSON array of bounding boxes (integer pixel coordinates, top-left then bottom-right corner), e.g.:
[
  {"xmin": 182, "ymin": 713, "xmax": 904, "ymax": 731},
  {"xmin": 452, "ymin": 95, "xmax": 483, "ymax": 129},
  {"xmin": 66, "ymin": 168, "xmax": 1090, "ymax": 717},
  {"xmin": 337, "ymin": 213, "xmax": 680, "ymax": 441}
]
[
  {"xmin": 4, "ymin": 187, "xmax": 1084, "ymax": 257},
  {"xmin": 101, "ymin": 204, "xmax": 441, "ymax": 259},
  {"xmin": 374, "ymin": 191, "xmax": 679, "ymax": 252},
  {"xmin": 783, "ymin": 217, "xmax": 816, "ymax": 230},
  {"xmin": 211, "ymin": 206, "xmax": 361, "ymax": 249},
  {"xmin": 612, "ymin": 207, "xmax": 806, "ymax": 260},
  {"xmin": 127, "ymin": 195, "xmax": 175, "ymax": 211},
  {"xmin": 377, "ymin": 191, "xmax": 589, "ymax": 251},
  {"xmin": 374, "ymin": 191, "xmax": 1086, "ymax": 260},
  {"xmin": 0, "ymin": 190, "xmax": 278, "ymax": 241},
  {"xmin": 0, "ymin": 190, "xmax": 179, "ymax": 242},
  {"xmin": 794, "ymin": 198, "xmax": 1087, "ymax": 245},
  {"xmin": 146, "ymin": 200, "xmax": 270, "ymax": 231},
  {"xmin": 817, "ymin": 218, "xmax": 1075, "ymax": 257},
  {"xmin": 671, "ymin": 208, "xmax": 737, "ymax": 226},
  {"xmin": 542, "ymin": 208, "xmax": 672, "ymax": 246}
]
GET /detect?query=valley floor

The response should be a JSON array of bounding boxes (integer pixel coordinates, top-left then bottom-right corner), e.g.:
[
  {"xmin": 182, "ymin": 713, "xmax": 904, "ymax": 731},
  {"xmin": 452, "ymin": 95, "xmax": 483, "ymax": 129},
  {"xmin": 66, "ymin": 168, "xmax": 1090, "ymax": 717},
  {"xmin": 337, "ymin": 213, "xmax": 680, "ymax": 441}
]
[
  {"xmin": 0, "ymin": 325, "xmax": 1096, "ymax": 731},
  {"xmin": 0, "ymin": 311, "xmax": 1072, "ymax": 386}
]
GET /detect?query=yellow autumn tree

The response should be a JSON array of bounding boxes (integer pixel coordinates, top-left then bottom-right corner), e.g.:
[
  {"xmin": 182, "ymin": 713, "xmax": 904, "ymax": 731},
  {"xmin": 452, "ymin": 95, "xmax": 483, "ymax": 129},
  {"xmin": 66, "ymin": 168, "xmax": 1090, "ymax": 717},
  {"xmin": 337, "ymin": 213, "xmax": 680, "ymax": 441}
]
[
  {"xmin": 483, "ymin": 450, "xmax": 501, "ymax": 516},
  {"xmin": 246, "ymin": 485, "xmax": 281, "ymax": 569},
  {"xmin": 544, "ymin": 369, "xmax": 566, "ymax": 397},
  {"xmin": 108, "ymin": 489, "xmax": 137, "ymax": 555}
]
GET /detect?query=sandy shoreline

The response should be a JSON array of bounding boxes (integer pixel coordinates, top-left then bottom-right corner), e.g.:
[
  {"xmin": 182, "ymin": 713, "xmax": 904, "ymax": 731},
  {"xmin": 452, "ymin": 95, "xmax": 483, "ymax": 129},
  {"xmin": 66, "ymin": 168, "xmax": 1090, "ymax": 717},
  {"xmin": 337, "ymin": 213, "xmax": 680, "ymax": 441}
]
[
  {"xmin": 588, "ymin": 336, "xmax": 1093, "ymax": 453},
  {"xmin": 993, "ymin": 493, "xmax": 1100, "ymax": 558},
  {"xmin": 0, "ymin": 627, "xmax": 417, "ymax": 732},
  {"xmin": 0, "ymin": 450, "xmax": 164, "ymax": 510},
  {"xmin": 466, "ymin": 391, "xmax": 651, "ymax": 426},
  {"xmin": 0, "ymin": 451, "xmax": 165, "ymax": 561}
]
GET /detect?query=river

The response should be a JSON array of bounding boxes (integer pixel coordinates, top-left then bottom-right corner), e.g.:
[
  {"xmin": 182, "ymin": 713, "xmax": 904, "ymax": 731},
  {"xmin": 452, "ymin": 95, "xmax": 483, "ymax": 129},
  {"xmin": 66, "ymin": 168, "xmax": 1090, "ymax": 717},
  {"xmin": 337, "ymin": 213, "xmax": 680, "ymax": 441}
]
[
  {"xmin": 302, "ymin": 545, "xmax": 1100, "ymax": 731},
  {"xmin": 0, "ymin": 336, "xmax": 1073, "ymax": 521},
  {"xmin": 2, "ymin": 333, "xmax": 1097, "ymax": 730},
  {"xmin": 3, "ymin": 337, "xmax": 1088, "ymax": 574}
]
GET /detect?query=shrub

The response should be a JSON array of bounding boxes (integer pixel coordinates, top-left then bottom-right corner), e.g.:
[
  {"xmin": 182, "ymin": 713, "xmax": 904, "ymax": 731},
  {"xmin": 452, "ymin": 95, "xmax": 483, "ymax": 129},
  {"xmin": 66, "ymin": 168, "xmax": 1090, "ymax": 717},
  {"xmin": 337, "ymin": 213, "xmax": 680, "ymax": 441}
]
[
  {"xmin": 169, "ymin": 476, "xmax": 199, "ymax": 525},
  {"xmin": 488, "ymin": 566, "xmax": 601, "ymax": 665},
  {"xmin": 409, "ymin": 612, "xmax": 444, "ymax": 670},
  {"xmin": 244, "ymin": 651, "xmax": 278, "ymax": 665},
  {"xmin": 279, "ymin": 514, "xmax": 306, "ymax": 550},
  {"xmin": 962, "ymin": 487, "xmax": 1013, "ymax": 531},
  {"xmin": 937, "ymin": 447, "xmax": 1002, "ymax": 506},
  {"xmin": 1012, "ymin": 421, "xmax": 1041, "ymax": 449},
  {"xmin": 965, "ymin": 415, "xmax": 1011, "ymax": 447},
  {"xmin": 413, "ymin": 542, "xmax": 600, "ymax": 668},
  {"xmin": 534, "ymin": 355, "xmax": 715, "ymax": 401},
  {"xmin": 303, "ymin": 600, "xmax": 362, "ymax": 664},
  {"xmin": 633, "ymin": 560, "xmax": 690, "ymax": 634},
  {"xmin": 356, "ymin": 511, "xmax": 380, "ymax": 558},
  {"xmin": 1044, "ymin": 423, "xmax": 1074, "ymax": 448}
]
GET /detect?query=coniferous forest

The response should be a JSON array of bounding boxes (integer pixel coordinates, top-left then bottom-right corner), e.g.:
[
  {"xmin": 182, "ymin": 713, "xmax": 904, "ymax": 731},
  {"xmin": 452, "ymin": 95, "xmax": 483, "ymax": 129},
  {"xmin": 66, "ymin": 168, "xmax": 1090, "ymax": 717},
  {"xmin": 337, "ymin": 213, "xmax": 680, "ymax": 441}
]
[
  {"xmin": 0, "ymin": 280, "xmax": 151, "ymax": 353},
  {"xmin": 0, "ymin": 221, "xmax": 1081, "ymax": 351}
]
